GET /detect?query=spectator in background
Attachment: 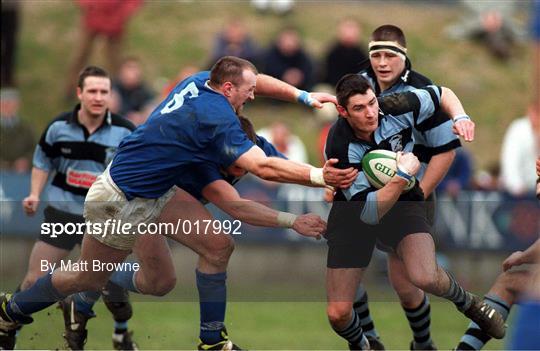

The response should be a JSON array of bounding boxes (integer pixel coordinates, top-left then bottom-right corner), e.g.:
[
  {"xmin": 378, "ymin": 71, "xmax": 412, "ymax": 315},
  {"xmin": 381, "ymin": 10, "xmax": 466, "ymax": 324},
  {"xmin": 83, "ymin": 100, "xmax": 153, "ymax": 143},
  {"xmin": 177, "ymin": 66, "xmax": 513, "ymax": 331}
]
[
  {"xmin": 1, "ymin": 0, "xmax": 20, "ymax": 87},
  {"xmin": 65, "ymin": 0, "xmax": 142, "ymax": 100},
  {"xmin": 111, "ymin": 57, "xmax": 156, "ymax": 126},
  {"xmin": 263, "ymin": 26, "xmax": 315, "ymax": 91},
  {"xmin": 437, "ymin": 148, "xmax": 473, "ymax": 198},
  {"xmin": 257, "ymin": 122, "xmax": 308, "ymax": 163},
  {"xmin": 0, "ymin": 88, "xmax": 34, "ymax": 173},
  {"xmin": 445, "ymin": 0, "xmax": 526, "ymax": 60},
  {"xmin": 500, "ymin": 103, "xmax": 540, "ymax": 196},
  {"xmin": 160, "ymin": 64, "xmax": 199, "ymax": 100},
  {"xmin": 322, "ymin": 18, "xmax": 368, "ymax": 87},
  {"xmin": 208, "ymin": 20, "xmax": 261, "ymax": 69}
]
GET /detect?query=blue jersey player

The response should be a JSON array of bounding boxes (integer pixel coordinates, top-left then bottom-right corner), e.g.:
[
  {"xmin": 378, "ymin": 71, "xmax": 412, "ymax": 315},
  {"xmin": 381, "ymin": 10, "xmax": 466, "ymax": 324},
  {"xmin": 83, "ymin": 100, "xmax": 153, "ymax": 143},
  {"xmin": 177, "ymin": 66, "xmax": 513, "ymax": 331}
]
[
  {"xmin": 323, "ymin": 74, "xmax": 504, "ymax": 350},
  {"xmin": 0, "ymin": 56, "xmax": 357, "ymax": 350}
]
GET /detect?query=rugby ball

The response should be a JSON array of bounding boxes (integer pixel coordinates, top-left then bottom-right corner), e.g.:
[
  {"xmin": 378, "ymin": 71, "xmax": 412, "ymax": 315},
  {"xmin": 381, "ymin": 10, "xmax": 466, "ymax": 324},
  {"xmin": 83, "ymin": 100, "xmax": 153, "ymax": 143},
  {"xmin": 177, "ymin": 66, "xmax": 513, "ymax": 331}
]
[{"xmin": 361, "ymin": 149, "xmax": 416, "ymax": 191}]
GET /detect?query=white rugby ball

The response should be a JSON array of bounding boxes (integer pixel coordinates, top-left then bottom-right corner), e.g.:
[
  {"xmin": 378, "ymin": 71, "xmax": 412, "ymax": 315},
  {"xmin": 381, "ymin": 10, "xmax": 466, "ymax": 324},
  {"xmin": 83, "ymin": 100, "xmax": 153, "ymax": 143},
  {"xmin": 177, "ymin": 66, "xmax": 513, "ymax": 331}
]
[{"xmin": 361, "ymin": 149, "xmax": 416, "ymax": 191}]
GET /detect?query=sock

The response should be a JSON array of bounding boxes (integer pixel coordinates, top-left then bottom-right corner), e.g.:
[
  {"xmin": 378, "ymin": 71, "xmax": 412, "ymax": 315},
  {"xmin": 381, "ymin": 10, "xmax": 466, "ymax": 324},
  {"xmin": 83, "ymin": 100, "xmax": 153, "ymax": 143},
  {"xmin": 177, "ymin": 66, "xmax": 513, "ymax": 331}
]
[
  {"xmin": 109, "ymin": 268, "xmax": 140, "ymax": 293},
  {"xmin": 196, "ymin": 269, "xmax": 227, "ymax": 345},
  {"xmin": 457, "ymin": 294, "xmax": 510, "ymax": 350},
  {"xmin": 331, "ymin": 309, "xmax": 368, "ymax": 348},
  {"xmin": 441, "ymin": 270, "xmax": 473, "ymax": 311},
  {"xmin": 72, "ymin": 291, "xmax": 100, "ymax": 317},
  {"xmin": 7, "ymin": 274, "xmax": 66, "ymax": 321},
  {"xmin": 353, "ymin": 285, "xmax": 379, "ymax": 339},
  {"xmin": 404, "ymin": 294, "xmax": 433, "ymax": 349},
  {"xmin": 114, "ymin": 321, "xmax": 128, "ymax": 335}
]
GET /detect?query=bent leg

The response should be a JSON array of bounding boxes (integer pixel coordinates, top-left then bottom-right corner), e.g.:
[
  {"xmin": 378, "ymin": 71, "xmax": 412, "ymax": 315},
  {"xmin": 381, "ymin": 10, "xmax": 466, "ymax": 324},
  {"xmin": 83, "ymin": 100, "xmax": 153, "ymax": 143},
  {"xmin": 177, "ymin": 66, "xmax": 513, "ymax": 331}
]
[
  {"xmin": 388, "ymin": 252, "xmax": 434, "ymax": 350},
  {"xmin": 21, "ymin": 241, "xmax": 70, "ymax": 290},
  {"xmin": 327, "ymin": 268, "xmax": 368, "ymax": 349}
]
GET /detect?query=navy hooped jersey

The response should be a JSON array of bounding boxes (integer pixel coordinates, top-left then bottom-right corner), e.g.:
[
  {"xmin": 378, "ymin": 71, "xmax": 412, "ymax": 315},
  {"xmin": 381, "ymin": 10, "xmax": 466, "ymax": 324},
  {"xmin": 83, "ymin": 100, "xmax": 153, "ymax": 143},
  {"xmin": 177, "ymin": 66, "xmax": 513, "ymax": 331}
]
[
  {"xmin": 109, "ymin": 71, "xmax": 255, "ymax": 200},
  {"xmin": 325, "ymin": 86, "xmax": 441, "ymax": 224},
  {"xmin": 33, "ymin": 105, "xmax": 134, "ymax": 215},
  {"xmin": 359, "ymin": 67, "xmax": 461, "ymax": 180}
]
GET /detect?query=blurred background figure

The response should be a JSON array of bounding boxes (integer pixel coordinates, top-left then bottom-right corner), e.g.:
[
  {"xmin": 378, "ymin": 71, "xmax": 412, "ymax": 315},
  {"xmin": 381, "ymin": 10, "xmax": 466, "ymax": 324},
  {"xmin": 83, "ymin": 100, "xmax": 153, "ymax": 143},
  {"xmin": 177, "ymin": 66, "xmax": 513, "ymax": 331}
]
[
  {"xmin": 251, "ymin": 0, "xmax": 294, "ymax": 15},
  {"xmin": 445, "ymin": 0, "xmax": 526, "ymax": 60},
  {"xmin": 208, "ymin": 20, "xmax": 261, "ymax": 69},
  {"xmin": 437, "ymin": 148, "xmax": 474, "ymax": 198},
  {"xmin": 321, "ymin": 17, "xmax": 367, "ymax": 87},
  {"xmin": 1, "ymin": 0, "xmax": 20, "ymax": 88},
  {"xmin": 160, "ymin": 64, "xmax": 200, "ymax": 100},
  {"xmin": 65, "ymin": 0, "xmax": 142, "ymax": 100},
  {"xmin": 111, "ymin": 57, "xmax": 156, "ymax": 126},
  {"xmin": 257, "ymin": 122, "xmax": 307, "ymax": 163},
  {"xmin": 263, "ymin": 26, "xmax": 315, "ymax": 91},
  {"xmin": 473, "ymin": 162, "xmax": 500, "ymax": 192},
  {"xmin": 0, "ymin": 88, "xmax": 34, "ymax": 173},
  {"xmin": 500, "ymin": 103, "xmax": 540, "ymax": 196}
]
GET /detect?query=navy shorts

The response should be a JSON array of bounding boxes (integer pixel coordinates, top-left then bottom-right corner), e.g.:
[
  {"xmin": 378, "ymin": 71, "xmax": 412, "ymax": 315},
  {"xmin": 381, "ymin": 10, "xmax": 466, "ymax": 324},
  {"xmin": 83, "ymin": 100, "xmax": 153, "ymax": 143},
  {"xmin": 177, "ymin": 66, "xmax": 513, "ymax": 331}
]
[{"xmin": 39, "ymin": 206, "xmax": 84, "ymax": 251}]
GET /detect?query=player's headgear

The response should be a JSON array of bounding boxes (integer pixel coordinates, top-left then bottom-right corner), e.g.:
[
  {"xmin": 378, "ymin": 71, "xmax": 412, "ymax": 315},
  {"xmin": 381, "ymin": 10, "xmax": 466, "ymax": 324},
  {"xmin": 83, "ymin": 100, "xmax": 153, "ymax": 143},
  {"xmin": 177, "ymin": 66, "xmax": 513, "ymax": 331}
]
[{"xmin": 368, "ymin": 24, "xmax": 408, "ymax": 61}]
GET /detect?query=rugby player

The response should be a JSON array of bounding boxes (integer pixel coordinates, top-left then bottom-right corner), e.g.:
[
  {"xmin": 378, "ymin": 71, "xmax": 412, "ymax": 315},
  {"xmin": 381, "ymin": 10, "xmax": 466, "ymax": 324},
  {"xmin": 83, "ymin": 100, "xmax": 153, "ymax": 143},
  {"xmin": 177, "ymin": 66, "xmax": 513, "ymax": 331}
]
[
  {"xmin": 0, "ymin": 66, "xmax": 138, "ymax": 350},
  {"xmin": 324, "ymin": 74, "xmax": 504, "ymax": 350},
  {"xmin": 0, "ymin": 56, "xmax": 356, "ymax": 350},
  {"xmin": 351, "ymin": 24, "xmax": 462, "ymax": 350}
]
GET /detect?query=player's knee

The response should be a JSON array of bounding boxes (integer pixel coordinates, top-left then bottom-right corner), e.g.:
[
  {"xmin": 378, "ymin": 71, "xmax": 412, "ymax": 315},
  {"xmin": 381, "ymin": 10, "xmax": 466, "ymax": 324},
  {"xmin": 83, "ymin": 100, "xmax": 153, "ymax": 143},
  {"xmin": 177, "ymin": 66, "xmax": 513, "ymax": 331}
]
[
  {"xmin": 21, "ymin": 273, "xmax": 41, "ymax": 290},
  {"xmin": 408, "ymin": 269, "xmax": 438, "ymax": 293},
  {"xmin": 201, "ymin": 239, "xmax": 235, "ymax": 268},
  {"xmin": 150, "ymin": 275, "xmax": 177, "ymax": 296},
  {"xmin": 326, "ymin": 303, "xmax": 353, "ymax": 328}
]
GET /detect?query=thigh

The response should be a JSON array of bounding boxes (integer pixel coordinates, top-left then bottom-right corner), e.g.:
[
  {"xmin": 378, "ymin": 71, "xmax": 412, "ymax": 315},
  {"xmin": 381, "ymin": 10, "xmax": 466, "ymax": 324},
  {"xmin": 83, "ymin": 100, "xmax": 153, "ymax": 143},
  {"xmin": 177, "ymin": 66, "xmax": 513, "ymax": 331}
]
[
  {"xmin": 158, "ymin": 187, "xmax": 234, "ymax": 255},
  {"xmin": 327, "ymin": 268, "xmax": 364, "ymax": 303},
  {"xmin": 396, "ymin": 233, "xmax": 438, "ymax": 275},
  {"xmin": 27, "ymin": 241, "xmax": 70, "ymax": 274},
  {"xmin": 133, "ymin": 234, "xmax": 174, "ymax": 278}
]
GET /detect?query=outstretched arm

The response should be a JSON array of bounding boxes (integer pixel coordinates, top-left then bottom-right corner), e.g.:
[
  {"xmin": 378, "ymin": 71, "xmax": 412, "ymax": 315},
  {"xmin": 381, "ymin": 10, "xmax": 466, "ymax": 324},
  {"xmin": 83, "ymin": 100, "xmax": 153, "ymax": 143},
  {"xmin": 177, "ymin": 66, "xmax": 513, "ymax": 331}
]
[
  {"xmin": 502, "ymin": 239, "xmax": 540, "ymax": 271},
  {"xmin": 202, "ymin": 179, "xmax": 326, "ymax": 238},
  {"xmin": 440, "ymin": 87, "xmax": 475, "ymax": 142},
  {"xmin": 234, "ymin": 146, "xmax": 358, "ymax": 189},
  {"xmin": 255, "ymin": 74, "xmax": 337, "ymax": 108}
]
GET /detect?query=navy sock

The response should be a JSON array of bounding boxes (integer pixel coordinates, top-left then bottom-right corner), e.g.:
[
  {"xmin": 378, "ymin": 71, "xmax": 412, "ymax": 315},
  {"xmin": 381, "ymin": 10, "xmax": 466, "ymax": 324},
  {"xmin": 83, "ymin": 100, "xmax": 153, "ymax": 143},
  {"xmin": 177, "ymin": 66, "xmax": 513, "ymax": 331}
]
[
  {"xmin": 332, "ymin": 309, "xmax": 368, "ymax": 348},
  {"xmin": 73, "ymin": 290, "xmax": 100, "ymax": 317},
  {"xmin": 404, "ymin": 294, "xmax": 433, "ymax": 349},
  {"xmin": 354, "ymin": 286, "xmax": 379, "ymax": 338},
  {"xmin": 109, "ymin": 268, "xmax": 139, "ymax": 293},
  {"xmin": 7, "ymin": 274, "xmax": 66, "ymax": 321},
  {"xmin": 196, "ymin": 269, "xmax": 227, "ymax": 345},
  {"xmin": 442, "ymin": 270, "xmax": 473, "ymax": 311}
]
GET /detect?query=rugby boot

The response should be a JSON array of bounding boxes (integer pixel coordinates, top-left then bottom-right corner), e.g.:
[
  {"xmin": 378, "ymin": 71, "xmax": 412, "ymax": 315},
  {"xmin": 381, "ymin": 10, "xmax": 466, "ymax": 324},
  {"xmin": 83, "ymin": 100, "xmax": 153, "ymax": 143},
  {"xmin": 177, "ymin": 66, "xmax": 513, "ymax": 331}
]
[
  {"xmin": 112, "ymin": 330, "xmax": 139, "ymax": 351},
  {"xmin": 462, "ymin": 294, "xmax": 506, "ymax": 340},
  {"xmin": 410, "ymin": 340, "xmax": 438, "ymax": 350},
  {"xmin": 197, "ymin": 327, "xmax": 244, "ymax": 350},
  {"xmin": 366, "ymin": 335, "xmax": 385, "ymax": 350},
  {"xmin": 0, "ymin": 328, "xmax": 16, "ymax": 350},
  {"xmin": 59, "ymin": 295, "xmax": 95, "ymax": 350},
  {"xmin": 348, "ymin": 334, "xmax": 370, "ymax": 350}
]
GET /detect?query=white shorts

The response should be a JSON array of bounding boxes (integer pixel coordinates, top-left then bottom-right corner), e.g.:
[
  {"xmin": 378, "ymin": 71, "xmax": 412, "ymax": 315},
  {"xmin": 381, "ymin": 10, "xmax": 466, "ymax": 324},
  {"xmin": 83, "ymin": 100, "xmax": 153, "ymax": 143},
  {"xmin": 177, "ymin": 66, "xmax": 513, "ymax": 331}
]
[{"xmin": 83, "ymin": 167, "xmax": 176, "ymax": 251}]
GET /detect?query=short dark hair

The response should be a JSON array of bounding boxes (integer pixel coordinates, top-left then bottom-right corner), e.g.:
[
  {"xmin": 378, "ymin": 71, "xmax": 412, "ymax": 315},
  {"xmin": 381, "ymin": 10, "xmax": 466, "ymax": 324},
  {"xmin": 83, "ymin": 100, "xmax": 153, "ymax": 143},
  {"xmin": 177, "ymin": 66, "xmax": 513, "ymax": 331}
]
[
  {"xmin": 237, "ymin": 115, "xmax": 257, "ymax": 143},
  {"xmin": 336, "ymin": 74, "xmax": 373, "ymax": 107},
  {"xmin": 371, "ymin": 24, "xmax": 407, "ymax": 48},
  {"xmin": 210, "ymin": 56, "xmax": 258, "ymax": 86},
  {"xmin": 77, "ymin": 66, "xmax": 110, "ymax": 90}
]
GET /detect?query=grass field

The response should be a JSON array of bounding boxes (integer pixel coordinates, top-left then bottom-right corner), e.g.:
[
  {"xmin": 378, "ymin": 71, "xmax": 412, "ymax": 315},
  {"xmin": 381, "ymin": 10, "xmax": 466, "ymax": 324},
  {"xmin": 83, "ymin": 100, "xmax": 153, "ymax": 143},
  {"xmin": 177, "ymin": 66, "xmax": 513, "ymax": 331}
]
[{"xmin": 15, "ymin": 300, "xmax": 509, "ymax": 350}]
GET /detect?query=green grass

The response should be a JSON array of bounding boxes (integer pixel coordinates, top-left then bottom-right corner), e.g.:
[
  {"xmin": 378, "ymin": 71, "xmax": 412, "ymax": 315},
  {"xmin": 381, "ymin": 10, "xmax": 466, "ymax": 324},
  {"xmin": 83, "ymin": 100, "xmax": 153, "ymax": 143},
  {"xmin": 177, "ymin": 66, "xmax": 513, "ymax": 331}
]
[
  {"xmin": 15, "ymin": 300, "xmax": 508, "ymax": 350},
  {"xmin": 16, "ymin": 1, "xmax": 534, "ymax": 169}
]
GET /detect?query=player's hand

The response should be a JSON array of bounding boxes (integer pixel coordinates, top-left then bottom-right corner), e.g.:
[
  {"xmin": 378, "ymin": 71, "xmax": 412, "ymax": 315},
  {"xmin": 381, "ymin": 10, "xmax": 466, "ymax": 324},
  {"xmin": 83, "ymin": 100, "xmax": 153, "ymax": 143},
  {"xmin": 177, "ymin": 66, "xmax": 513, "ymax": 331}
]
[
  {"xmin": 502, "ymin": 250, "xmax": 525, "ymax": 271},
  {"xmin": 22, "ymin": 194, "xmax": 40, "ymax": 216},
  {"xmin": 452, "ymin": 119, "xmax": 475, "ymax": 142},
  {"xmin": 396, "ymin": 152, "xmax": 420, "ymax": 176},
  {"xmin": 323, "ymin": 187, "xmax": 335, "ymax": 202},
  {"xmin": 307, "ymin": 92, "xmax": 338, "ymax": 109},
  {"xmin": 323, "ymin": 158, "xmax": 358, "ymax": 189},
  {"xmin": 292, "ymin": 213, "xmax": 326, "ymax": 239}
]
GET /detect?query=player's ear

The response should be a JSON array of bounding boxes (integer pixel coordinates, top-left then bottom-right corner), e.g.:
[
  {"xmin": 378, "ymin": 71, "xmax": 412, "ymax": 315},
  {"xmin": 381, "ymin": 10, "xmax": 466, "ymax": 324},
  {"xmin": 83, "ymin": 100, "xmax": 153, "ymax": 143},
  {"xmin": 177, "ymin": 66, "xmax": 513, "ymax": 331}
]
[
  {"xmin": 222, "ymin": 82, "xmax": 234, "ymax": 97},
  {"xmin": 336, "ymin": 104, "xmax": 348, "ymax": 118},
  {"xmin": 76, "ymin": 87, "xmax": 83, "ymax": 100}
]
